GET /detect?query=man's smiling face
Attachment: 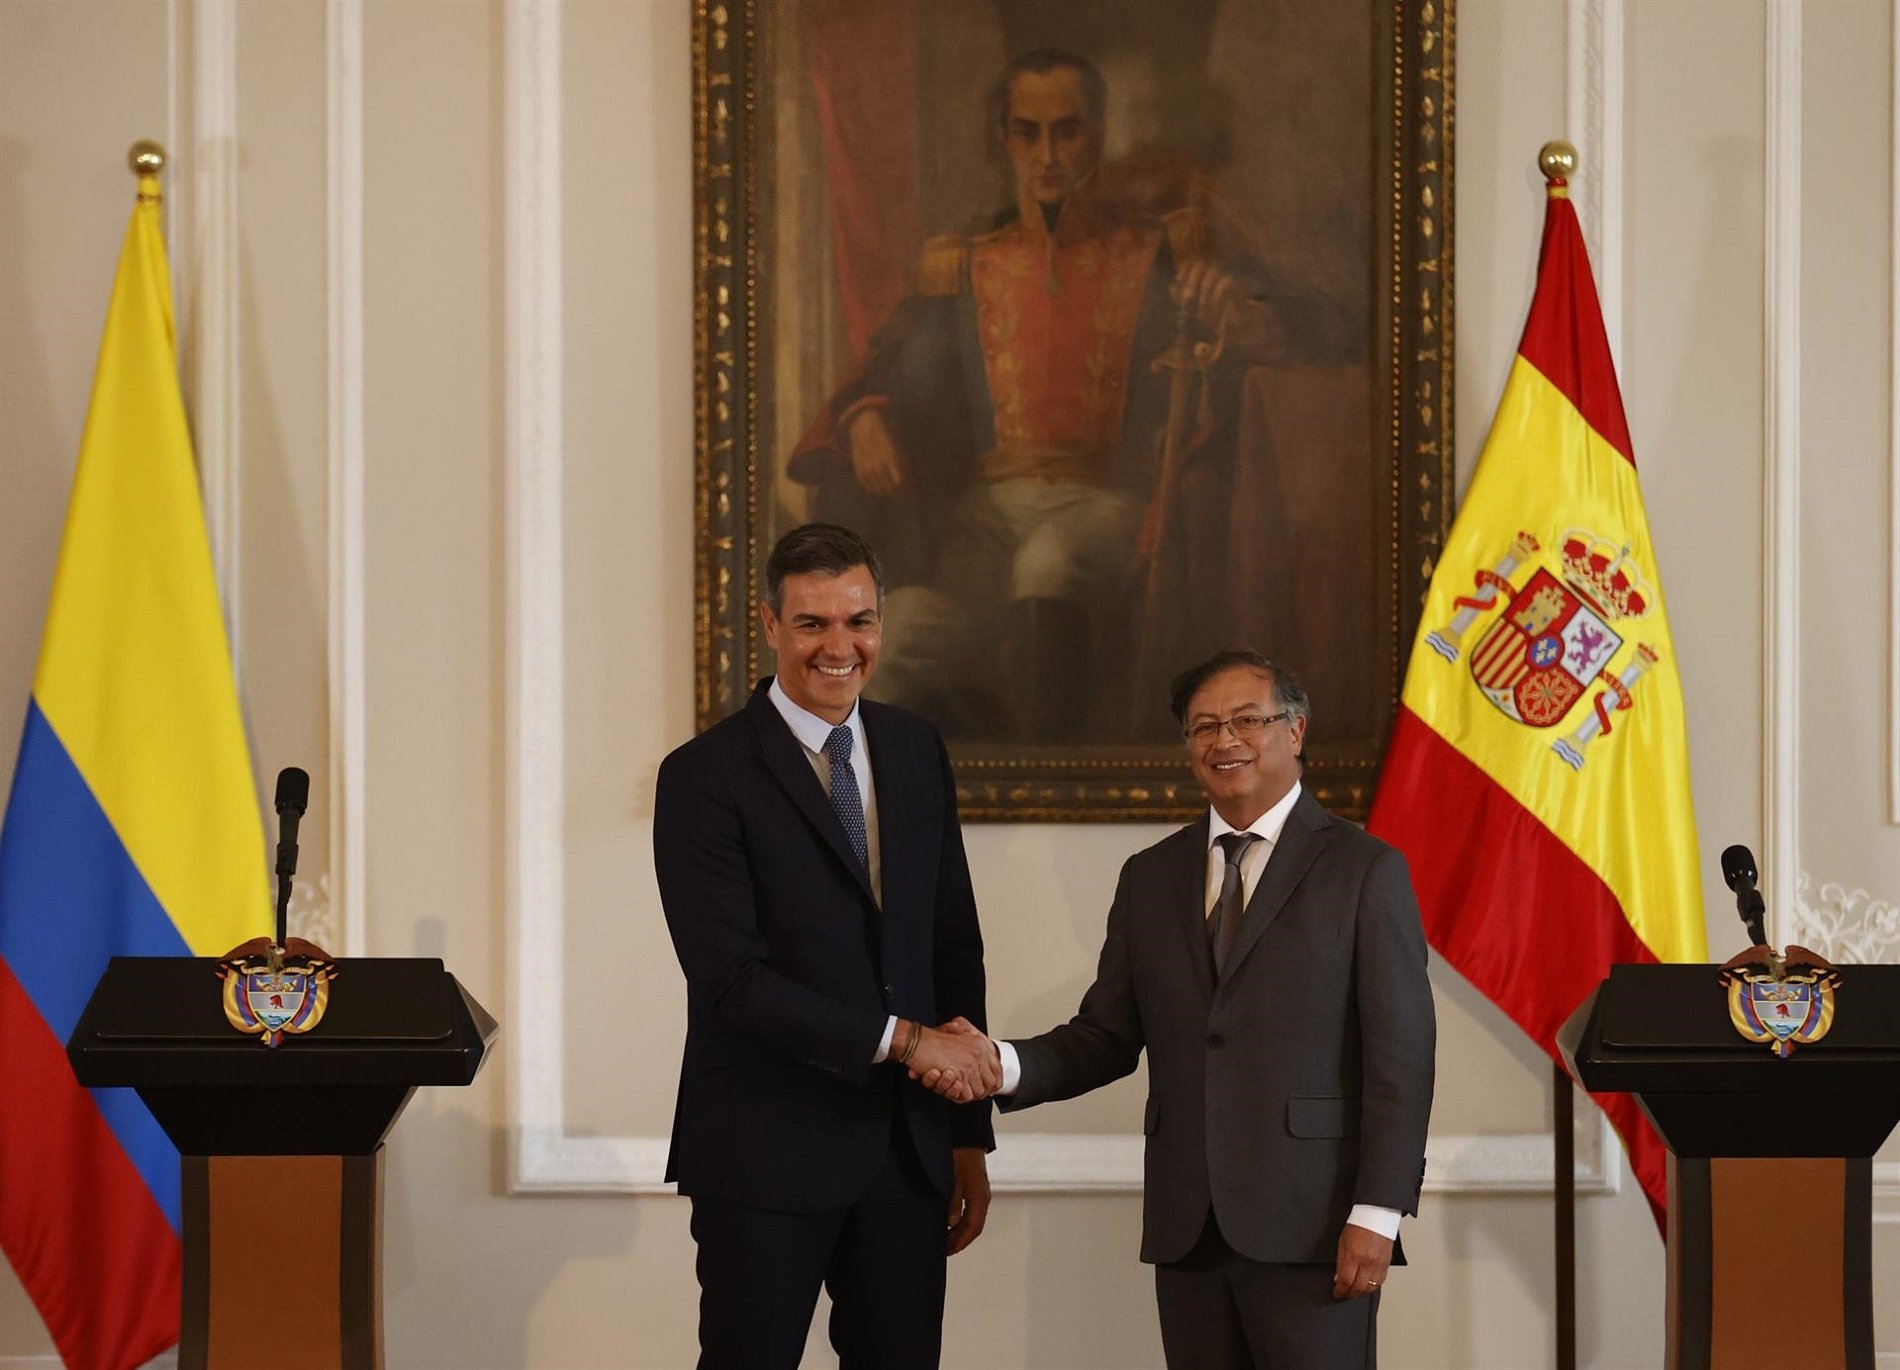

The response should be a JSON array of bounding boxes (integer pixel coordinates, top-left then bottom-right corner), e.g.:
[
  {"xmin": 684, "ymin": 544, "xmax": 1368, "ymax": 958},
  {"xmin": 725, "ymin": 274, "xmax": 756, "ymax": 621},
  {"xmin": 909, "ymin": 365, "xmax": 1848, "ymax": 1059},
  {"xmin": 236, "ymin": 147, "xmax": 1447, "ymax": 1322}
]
[
  {"xmin": 1185, "ymin": 666, "xmax": 1306, "ymax": 828},
  {"xmin": 760, "ymin": 565, "xmax": 883, "ymax": 724}
]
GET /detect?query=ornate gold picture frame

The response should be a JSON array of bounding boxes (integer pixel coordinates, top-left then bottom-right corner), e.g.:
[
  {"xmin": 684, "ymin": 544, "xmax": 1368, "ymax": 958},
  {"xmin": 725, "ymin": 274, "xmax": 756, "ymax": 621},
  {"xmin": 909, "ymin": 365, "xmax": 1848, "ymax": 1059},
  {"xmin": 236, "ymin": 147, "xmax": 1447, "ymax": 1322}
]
[{"xmin": 694, "ymin": 0, "xmax": 1453, "ymax": 820}]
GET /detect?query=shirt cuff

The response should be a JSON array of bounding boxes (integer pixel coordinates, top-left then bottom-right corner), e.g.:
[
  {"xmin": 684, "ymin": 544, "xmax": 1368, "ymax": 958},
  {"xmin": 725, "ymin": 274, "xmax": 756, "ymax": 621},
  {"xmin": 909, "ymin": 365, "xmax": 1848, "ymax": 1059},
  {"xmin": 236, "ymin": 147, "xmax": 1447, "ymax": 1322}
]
[
  {"xmin": 1346, "ymin": 1204, "xmax": 1402, "ymax": 1241},
  {"xmin": 872, "ymin": 1015, "xmax": 897, "ymax": 1064},
  {"xmin": 996, "ymin": 1040, "xmax": 1021, "ymax": 1095}
]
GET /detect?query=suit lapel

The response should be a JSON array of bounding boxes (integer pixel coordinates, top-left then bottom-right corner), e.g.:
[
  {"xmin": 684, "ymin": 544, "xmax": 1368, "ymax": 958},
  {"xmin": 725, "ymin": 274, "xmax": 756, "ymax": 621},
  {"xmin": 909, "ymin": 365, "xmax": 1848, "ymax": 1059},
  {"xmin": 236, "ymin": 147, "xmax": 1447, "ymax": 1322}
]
[
  {"xmin": 1219, "ymin": 789, "xmax": 1331, "ymax": 985},
  {"xmin": 746, "ymin": 683, "xmax": 877, "ymax": 905},
  {"xmin": 863, "ymin": 703, "xmax": 903, "ymax": 910},
  {"xmin": 1170, "ymin": 818, "xmax": 1218, "ymax": 998}
]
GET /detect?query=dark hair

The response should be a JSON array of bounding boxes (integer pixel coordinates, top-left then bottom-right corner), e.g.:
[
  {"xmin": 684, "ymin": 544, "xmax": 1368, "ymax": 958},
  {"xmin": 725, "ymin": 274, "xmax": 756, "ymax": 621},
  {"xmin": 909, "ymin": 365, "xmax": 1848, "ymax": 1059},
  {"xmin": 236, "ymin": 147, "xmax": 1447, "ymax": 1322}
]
[
  {"xmin": 1168, "ymin": 650, "xmax": 1311, "ymax": 730},
  {"xmin": 990, "ymin": 48, "xmax": 1107, "ymax": 136},
  {"xmin": 765, "ymin": 523, "xmax": 884, "ymax": 615}
]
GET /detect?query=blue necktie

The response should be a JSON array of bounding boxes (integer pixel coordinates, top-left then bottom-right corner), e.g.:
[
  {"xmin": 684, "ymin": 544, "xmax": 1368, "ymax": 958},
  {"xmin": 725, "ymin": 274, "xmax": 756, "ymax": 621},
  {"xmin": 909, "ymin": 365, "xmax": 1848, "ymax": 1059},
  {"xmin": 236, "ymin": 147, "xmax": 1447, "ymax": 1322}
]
[{"xmin": 824, "ymin": 725, "xmax": 868, "ymax": 872}]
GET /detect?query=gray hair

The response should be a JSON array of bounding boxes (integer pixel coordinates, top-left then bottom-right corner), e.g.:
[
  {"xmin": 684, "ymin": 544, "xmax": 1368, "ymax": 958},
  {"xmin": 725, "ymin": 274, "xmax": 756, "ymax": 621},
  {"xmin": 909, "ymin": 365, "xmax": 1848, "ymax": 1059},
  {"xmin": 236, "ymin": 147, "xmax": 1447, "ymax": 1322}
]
[{"xmin": 1168, "ymin": 650, "xmax": 1310, "ymax": 729}]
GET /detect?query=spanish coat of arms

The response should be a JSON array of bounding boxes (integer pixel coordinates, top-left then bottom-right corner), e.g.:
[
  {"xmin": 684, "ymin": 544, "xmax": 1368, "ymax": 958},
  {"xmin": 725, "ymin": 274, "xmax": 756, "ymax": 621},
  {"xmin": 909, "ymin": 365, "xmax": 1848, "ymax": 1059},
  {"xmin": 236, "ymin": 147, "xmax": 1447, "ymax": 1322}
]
[{"xmin": 1425, "ymin": 529, "xmax": 1660, "ymax": 770}]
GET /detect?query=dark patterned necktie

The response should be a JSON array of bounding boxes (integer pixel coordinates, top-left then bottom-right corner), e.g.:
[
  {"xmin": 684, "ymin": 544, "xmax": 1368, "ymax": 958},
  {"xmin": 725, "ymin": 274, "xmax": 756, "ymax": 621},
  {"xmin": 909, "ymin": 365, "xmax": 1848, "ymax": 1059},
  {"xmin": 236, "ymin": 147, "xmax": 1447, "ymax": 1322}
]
[
  {"xmin": 1210, "ymin": 832, "xmax": 1261, "ymax": 975},
  {"xmin": 824, "ymin": 725, "xmax": 868, "ymax": 872}
]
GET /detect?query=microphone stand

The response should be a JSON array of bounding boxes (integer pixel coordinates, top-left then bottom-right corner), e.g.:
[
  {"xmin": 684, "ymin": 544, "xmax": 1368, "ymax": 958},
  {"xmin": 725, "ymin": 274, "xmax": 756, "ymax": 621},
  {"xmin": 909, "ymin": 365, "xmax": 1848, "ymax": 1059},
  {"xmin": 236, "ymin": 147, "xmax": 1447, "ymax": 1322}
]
[{"xmin": 270, "ymin": 767, "xmax": 308, "ymax": 971}]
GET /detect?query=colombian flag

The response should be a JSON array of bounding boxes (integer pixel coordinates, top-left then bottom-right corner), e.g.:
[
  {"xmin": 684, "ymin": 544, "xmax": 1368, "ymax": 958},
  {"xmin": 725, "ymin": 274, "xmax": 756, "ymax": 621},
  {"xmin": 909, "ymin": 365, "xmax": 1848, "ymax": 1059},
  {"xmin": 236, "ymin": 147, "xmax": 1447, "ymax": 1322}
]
[
  {"xmin": 1369, "ymin": 175, "xmax": 1706, "ymax": 1228},
  {"xmin": 0, "ymin": 170, "xmax": 268, "ymax": 1365}
]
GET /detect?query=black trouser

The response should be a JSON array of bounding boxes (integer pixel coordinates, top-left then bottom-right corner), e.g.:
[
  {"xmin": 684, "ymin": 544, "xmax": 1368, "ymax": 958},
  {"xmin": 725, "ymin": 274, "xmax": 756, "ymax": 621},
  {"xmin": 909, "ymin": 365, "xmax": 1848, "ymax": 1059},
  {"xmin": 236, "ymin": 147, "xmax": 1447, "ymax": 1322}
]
[{"xmin": 690, "ymin": 1136, "xmax": 945, "ymax": 1370}]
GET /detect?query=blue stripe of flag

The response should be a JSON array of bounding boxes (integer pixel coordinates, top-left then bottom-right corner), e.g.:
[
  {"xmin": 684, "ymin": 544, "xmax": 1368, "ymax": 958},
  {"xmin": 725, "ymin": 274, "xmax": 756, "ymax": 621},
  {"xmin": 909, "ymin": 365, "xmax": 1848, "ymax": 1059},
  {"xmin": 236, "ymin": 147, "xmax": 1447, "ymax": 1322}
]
[{"xmin": 0, "ymin": 698, "xmax": 192, "ymax": 1230}]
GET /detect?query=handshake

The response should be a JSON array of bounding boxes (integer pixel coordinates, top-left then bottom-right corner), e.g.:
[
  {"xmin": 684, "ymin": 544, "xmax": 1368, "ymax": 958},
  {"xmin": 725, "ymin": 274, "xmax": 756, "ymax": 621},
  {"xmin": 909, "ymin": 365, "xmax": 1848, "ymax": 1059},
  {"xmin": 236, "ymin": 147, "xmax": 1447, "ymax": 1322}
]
[{"xmin": 891, "ymin": 1016, "xmax": 1003, "ymax": 1104}]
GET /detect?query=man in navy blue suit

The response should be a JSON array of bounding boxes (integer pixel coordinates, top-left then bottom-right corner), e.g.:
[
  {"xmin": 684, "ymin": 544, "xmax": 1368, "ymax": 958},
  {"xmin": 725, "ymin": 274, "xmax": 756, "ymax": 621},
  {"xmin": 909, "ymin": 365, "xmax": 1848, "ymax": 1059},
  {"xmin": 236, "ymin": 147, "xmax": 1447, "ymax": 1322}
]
[{"xmin": 654, "ymin": 523, "xmax": 999, "ymax": 1370}]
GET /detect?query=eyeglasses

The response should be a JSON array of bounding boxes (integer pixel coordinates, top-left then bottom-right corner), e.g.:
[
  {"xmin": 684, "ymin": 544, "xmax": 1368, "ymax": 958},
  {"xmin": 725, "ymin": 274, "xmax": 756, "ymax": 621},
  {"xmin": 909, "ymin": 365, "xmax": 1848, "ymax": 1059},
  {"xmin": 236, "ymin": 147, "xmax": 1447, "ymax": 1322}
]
[{"xmin": 1184, "ymin": 711, "xmax": 1290, "ymax": 744}]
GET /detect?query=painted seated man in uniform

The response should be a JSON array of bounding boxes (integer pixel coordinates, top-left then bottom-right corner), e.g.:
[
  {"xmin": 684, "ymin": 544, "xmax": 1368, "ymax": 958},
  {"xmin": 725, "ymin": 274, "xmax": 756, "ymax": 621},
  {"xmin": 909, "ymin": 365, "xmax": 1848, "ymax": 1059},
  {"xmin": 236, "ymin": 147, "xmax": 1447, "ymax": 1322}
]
[{"xmin": 789, "ymin": 48, "xmax": 1358, "ymax": 742}]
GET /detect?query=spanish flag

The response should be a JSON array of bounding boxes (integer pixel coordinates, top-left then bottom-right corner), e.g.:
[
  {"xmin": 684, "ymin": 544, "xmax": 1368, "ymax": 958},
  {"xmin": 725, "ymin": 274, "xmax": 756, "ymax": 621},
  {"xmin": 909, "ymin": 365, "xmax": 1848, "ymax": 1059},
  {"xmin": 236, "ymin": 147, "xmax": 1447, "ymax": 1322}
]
[
  {"xmin": 1369, "ymin": 172, "xmax": 1705, "ymax": 1228},
  {"xmin": 0, "ymin": 166, "xmax": 268, "ymax": 1366}
]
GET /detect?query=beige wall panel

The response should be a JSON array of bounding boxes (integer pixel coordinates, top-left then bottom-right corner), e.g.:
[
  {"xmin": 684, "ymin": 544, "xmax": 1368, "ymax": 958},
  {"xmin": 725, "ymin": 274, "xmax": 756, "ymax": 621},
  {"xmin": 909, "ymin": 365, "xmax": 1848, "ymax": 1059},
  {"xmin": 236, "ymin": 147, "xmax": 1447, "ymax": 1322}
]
[
  {"xmin": 1452, "ymin": 0, "xmax": 1565, "ymax": 453},
  {"xmin": 232, "ymin": 0, "xmax": 333, "ymax": 873},
  {"xmin": 1797, "ymin": 0, "xmax": 1899, "ymax": 902},
  {"xmin": 353, "ymin": 0, "xmax": 520, "ymax": 1363},
  {"xmin": 1795, "ymin": 8, "xmax": 1900, "ymax": 1351},
  {"xmin": 1626, "ymin": 0, "xmax": 1768, "ymax": 948},
  {"xmin": 559, "ymin": 0, "xmax": 696, "ymax": 1139},
  {"xmin": 0, "ymin": 0, "xmax": 170, "ymax": 827},
  {"xmin": 974, "ymin": 822, "xmax": 1164, "ymax": 1136},
  {"xmin": 0, "ymin": 2, "xmax": 168, "ymax": 1352},
  {"xmin": 1428, "ymin": 0, "xmax": 1575, "ymax": 1144}
]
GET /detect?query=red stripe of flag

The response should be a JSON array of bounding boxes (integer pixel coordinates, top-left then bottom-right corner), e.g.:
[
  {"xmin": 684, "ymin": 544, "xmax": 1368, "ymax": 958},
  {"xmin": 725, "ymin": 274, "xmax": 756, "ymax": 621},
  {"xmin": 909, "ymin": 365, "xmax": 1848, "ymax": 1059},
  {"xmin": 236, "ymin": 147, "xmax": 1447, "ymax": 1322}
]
[
  {"xmin": 1515, "ymin": 193, "xmax": 1635, "ymax": 467},
  {"xmin": 1370, "ymin": 707, "xmax": 1668, "ymax": 1229},
  {"xmin": 0, "ymin": 960, "xmax": 180, "ymax": 1370}
]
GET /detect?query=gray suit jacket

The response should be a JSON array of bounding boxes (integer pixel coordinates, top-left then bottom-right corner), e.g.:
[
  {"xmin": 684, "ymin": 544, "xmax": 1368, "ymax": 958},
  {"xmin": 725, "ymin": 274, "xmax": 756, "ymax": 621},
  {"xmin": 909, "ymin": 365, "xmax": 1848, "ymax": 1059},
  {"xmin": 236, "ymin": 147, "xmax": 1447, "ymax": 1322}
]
[{"xmin": 1005, "ymin": 788, "xmax": 1435, "ymax": 1265}]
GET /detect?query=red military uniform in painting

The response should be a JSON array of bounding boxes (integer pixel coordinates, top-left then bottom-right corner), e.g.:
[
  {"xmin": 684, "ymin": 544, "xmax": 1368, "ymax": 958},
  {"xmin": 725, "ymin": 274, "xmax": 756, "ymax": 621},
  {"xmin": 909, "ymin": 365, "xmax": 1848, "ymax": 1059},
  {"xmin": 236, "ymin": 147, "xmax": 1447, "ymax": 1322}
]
[
  {"xmin": 787, "ymin": 146, "xmax": 1365, "ymax": 742},
  {"xmin": 791, "ymin": 180, "xmax": 1236, "ymax": 742},
  {"xmin": 965, "ymin": 204, "xmax": 1161, "ymax": 488}
]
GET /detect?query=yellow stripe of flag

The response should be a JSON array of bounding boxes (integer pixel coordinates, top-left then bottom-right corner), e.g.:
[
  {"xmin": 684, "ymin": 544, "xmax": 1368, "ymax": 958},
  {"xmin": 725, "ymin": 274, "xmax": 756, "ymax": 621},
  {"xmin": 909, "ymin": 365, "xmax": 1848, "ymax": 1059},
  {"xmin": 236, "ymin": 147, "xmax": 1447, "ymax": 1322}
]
[
  {"xmin": 31, "ymin": 174, "xmax": 268, "ymax": 956},
  {"xmin": 1402, "ymin": 356, "xmax": 1704, "ymax": 963}
]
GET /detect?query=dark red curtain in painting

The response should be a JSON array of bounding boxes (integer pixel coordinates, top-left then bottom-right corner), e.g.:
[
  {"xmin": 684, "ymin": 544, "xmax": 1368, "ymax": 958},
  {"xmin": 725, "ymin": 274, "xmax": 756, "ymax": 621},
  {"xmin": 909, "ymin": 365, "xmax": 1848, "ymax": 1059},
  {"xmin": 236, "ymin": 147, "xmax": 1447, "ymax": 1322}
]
[{"xmin": 798, "ymin": 0, "xmax": 923, "ymax": 360}]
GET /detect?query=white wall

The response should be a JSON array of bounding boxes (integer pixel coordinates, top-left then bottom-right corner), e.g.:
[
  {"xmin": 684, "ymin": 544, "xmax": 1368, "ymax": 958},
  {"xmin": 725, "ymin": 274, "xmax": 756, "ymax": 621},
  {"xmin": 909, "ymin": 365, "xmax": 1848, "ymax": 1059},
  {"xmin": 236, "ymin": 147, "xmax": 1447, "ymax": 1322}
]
[{"xmin": 0, "ymin": 1, "xmax": 1896, "ymax": 1366}]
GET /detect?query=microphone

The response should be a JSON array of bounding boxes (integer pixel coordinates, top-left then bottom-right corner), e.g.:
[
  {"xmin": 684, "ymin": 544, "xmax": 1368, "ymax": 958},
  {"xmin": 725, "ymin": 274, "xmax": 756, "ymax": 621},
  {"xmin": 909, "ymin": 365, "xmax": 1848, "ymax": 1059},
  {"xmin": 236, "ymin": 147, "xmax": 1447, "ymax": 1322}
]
[
  {"xmin": 1720, "ymin": 844, "xmax": 1768, "ymax": 948},
  {"xmin": 273, "ymin": 767, "xmax": 310, "ymax": 948}
]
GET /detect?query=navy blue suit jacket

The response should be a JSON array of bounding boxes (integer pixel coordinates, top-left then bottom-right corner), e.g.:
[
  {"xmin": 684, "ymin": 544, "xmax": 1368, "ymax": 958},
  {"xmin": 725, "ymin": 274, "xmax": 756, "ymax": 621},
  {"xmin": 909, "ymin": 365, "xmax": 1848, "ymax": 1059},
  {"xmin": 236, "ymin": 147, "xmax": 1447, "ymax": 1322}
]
[{"xmin": 654, "ymin": 680, "xmax": 993, "ymax": 1211}]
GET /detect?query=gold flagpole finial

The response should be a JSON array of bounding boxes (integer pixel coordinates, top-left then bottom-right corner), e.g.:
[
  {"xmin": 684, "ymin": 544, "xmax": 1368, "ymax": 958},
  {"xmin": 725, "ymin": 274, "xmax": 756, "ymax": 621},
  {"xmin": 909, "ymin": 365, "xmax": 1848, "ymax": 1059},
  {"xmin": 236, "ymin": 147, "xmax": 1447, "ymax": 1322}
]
[
  {"xmin": 127, "ymin": 140, "xmax": 167, "ymax": 178},
  {"xmin": 1539, "ymin": 140, "xmax": 1578, "ymax": 197}
]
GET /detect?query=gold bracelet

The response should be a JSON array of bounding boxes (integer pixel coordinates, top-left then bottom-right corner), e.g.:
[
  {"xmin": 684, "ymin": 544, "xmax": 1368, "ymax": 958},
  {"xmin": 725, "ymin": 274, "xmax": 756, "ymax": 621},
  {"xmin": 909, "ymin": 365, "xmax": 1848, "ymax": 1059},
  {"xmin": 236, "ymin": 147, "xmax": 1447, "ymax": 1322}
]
[{"xmin": 897, "ymin": 1020, "xmax": 921, "ymax": 1067}]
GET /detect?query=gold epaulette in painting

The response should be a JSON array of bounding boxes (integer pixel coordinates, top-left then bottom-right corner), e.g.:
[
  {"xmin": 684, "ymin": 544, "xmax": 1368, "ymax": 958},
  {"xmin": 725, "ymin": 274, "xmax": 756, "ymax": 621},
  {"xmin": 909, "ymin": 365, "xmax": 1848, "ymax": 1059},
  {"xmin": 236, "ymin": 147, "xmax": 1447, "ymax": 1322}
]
[{"xmin": 918, "ymin": 232, "xmax": 969, "ymax": 297}]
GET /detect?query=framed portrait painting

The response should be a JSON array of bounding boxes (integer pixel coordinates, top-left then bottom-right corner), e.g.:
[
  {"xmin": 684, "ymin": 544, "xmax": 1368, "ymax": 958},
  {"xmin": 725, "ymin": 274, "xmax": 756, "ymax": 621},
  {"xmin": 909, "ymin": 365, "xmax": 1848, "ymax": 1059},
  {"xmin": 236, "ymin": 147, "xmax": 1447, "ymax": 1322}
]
[{"xmin": 694, "ymin": 0, "xmax": 1453, "ymax": 819}]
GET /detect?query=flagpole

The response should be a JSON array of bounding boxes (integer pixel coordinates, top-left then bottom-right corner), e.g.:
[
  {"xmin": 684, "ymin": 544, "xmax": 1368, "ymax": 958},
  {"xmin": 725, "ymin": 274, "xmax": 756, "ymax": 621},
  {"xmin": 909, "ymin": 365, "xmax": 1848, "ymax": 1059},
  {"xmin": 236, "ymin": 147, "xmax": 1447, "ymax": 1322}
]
[
  {"xmin": 1554, "ymin": 1060, "xmax": 1576, "ymax": 1370},
  {"xmin": 1538, "ymin": 133, "xmax": 1584, "ymax": 1370}
]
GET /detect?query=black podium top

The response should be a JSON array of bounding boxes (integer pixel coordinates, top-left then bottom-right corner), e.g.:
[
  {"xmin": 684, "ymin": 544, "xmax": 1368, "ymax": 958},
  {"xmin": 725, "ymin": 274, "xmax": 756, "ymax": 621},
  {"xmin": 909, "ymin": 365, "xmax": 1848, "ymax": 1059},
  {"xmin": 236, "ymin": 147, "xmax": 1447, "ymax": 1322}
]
[
  {"xmin": 68, "ymin": 957, "xmax": 498, "ymax": 1090},
  {"xmin": 1563, "ymin": 962, "xmax": 1900, "ymax": 1157}
]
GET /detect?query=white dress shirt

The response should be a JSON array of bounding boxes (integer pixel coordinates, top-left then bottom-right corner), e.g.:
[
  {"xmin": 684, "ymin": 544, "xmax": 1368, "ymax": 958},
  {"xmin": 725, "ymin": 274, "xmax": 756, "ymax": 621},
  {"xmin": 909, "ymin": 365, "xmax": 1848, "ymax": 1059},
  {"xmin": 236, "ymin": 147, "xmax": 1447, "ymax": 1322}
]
[
  {"xmin": 997, "ymin": 781, "xmax": 1401, "ymax": 1242},
  {"xmin": 1204, "ymin": 777, "xmax": 1302, "ymax": 912},
  {"xmin": 766, "ymin": 678, "xmax": 899, "ymax": 1062}
]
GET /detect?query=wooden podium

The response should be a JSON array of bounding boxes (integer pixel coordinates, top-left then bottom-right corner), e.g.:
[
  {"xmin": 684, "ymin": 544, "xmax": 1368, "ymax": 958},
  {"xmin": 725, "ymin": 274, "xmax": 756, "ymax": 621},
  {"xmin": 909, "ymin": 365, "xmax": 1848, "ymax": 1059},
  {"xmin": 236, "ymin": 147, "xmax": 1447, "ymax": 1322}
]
[
  {"xmin": 1562, "ymin": 962, "xmax": 1900, "ymax": 1370},
  {"xmin": 67, "ymin": 956, "xmax": 497, "ymax": 1370}
]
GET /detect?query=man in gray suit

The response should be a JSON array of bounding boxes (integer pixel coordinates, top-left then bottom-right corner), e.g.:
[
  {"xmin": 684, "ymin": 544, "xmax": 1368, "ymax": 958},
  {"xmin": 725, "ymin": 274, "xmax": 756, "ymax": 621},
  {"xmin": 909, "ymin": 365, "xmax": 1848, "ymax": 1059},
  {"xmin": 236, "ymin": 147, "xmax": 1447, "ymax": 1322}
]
[{"xmin": 922, "ymin": 651, "xmax": 1435, "ymax": 1368}]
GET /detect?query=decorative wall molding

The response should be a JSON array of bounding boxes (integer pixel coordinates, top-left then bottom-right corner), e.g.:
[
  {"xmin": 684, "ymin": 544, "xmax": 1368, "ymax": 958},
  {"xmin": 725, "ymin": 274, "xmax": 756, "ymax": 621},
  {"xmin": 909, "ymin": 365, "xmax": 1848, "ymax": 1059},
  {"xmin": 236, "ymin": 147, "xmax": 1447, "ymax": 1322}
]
[
  {"xmin": 1793, "ymin": 873, "xmax": 1900, "ymax": 1228},
  {"xmin": 327, "ymin": 0, "xmax": 367, "ymax": 955},
  {"xmin": 999, "ymin": 1115, "xmax": 1628, "ymax": 1197},
  {"xmin": 1787, "ymin": 872, "xmax": 1900, "ymax": 965},
  {"xmin": 285, "ymin": 872, "xmax": 337, "ymax": 953},
  {"xmin": 1762, "ymin": 0, "xmax": 1802, "ymax": 938},
  {"xmin": 185, "ymin": 0, "xmax": 243, "ymax": 653},
  {"xmin": 1877, "ymin": 1162, "xmax": 1900, "ymax": 1226},
  {"xmin": 1565, "ymin": 0, "xmax": 1624, "ymax": 364},
  {"xmin": 508, "ymin": 1123, "xmax": 1621, "ymax": 1199},
  {"xmin": 503, "ymin": 0, "xmax": 571, "ymax": 1192},
  {"xmin": 1891, "ymin": 6, "xmax": 1900, "ymax": 826},
  {"xmin": 1429, "ymin": 1107, "xmax": 1618, "ymax": 1195},
  {"xmin": 162, "ymin": 0, "xmax": 243, "ymax": 643},
  {"xmin": 165, "ymin": 0, "xmax": 188, "ymax": 291}
]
